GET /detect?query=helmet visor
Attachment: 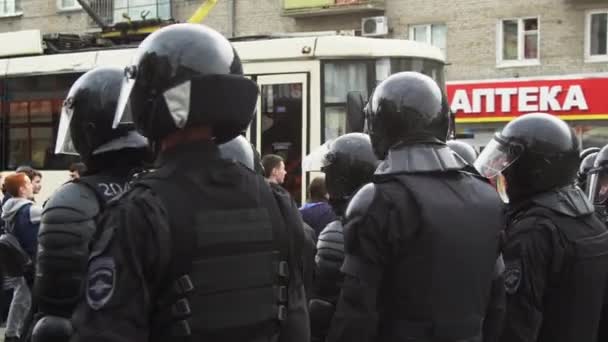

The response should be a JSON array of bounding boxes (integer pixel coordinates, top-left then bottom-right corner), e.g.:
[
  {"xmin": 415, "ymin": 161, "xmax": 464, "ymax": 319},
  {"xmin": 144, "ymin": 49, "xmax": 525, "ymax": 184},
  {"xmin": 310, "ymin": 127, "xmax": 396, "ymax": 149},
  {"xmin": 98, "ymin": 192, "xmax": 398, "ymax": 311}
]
[
  {"xmin": 54, "ymin": 99, "xmax": 78, "ymax": 155},
  {"xmin": 302, "ymin": 139, "xmax": 334, "ymax": 172},
  {"xmin": 588, "ymin": 169, "xmax": 608, "ymax": 205},
  {"xmin": 112, "ymin": 65, "xmax": 137, "ymax": 128},
  {"xmin": 474, "ymin": 138, "xmax": 522, "ymax": 179}
]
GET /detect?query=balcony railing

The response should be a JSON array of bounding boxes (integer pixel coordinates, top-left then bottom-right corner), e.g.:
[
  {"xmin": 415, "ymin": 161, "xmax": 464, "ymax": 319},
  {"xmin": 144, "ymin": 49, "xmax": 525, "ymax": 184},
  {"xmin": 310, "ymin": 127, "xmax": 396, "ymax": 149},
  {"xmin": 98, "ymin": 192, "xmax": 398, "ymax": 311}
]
[{"xmin": 282, "ymin": 0, "xmax": 385, "ymax": 18}]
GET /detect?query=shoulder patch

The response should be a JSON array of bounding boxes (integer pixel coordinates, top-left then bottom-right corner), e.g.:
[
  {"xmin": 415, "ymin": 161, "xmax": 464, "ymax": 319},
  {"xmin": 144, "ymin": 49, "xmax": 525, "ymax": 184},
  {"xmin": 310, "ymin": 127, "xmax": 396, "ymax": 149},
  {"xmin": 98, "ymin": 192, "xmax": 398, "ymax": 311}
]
[
  {"xmin": 504, "ymin": 259, "xmax": 523, "ymax": 295},
  {"xmin": 86, "ymin": 257, "xmax": 116, "ymax": 310}
]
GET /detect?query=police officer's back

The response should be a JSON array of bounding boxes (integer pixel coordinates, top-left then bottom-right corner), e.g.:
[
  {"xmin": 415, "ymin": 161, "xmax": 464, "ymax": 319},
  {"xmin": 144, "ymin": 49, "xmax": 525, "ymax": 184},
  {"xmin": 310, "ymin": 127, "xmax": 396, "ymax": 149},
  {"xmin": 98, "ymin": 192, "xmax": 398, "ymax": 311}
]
[
  {"xmin": 219, "ymin": 135, "xmax": 312, "ymax": 342},
  {"xmin": 302, "ymin": 132, "xmax": 379, "ymax": 342},
  {"xmin": 475, "ymin": 113, "xmax": 608, "ymax": 342},
  {"xmin": 71, "ymin": 24, "xmax": 304, "ymax": 342},
  {"xmin": 326, "ymin": 72, "xmax": 504, "ymax": 342},
  {"xmin": 32, "ymin": 67, "xmax": 149, "ymax": 342}
]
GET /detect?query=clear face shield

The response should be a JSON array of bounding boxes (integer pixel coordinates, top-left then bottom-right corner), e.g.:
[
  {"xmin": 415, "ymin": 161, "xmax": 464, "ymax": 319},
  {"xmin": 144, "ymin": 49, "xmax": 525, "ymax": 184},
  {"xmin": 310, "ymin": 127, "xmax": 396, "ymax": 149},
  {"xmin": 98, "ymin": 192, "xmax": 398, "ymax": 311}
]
[
  {"xmin": 54, "ymin": 97, "xmax": 79, "ymax": 155},
  {"xmin": 474, "ymin": 138, "xmax": 522, "ymax": 203},
  {"xmin": 587, "ymin": 168, "xmax": 608, "ymax": 205},
  {"xmin": 302, "ymin": 139, "xmax": 335, "ymax": 172}
]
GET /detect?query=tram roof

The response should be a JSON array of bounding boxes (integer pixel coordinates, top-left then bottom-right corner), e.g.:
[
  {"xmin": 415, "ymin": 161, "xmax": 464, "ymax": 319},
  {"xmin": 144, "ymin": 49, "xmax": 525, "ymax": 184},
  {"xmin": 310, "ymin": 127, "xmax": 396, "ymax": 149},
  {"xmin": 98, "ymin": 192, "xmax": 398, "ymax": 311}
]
[{"xmin": 0, "ymin": 34, "xmax": 445, "ymax": 77}]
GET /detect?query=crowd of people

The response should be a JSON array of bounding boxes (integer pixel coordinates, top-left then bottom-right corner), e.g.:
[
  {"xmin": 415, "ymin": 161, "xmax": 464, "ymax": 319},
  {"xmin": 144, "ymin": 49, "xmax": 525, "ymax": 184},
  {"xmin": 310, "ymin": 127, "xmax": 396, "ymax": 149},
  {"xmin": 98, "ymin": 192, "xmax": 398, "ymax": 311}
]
[{"xmin": 0, "ymin": 23, "xmax": 606, "ymax": 342}]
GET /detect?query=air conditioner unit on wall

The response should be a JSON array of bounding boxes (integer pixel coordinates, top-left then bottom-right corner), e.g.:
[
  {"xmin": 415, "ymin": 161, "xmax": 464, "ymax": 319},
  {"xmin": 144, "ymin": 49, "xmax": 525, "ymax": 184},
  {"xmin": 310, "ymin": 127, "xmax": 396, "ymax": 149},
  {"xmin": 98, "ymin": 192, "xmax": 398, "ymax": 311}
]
[{"xmin": 361, "ymin": 16, "xmax": 388, "ymax": 37}]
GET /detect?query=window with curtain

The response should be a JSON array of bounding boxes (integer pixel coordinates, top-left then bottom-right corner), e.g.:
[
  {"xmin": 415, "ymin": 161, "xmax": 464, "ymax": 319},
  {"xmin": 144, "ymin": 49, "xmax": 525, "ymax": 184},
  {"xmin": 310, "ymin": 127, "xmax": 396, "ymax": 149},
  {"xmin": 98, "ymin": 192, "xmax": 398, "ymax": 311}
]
[
  {"xmin": 0, "ymin": 0, "xmax": 20, "ymax": 16},
  {"xmin": 587, "ymin": 10, "xmax": 608, "ymax": 61},
  {"xmin": 498, "ymin": 17, "xmax": 539, "ymax": 65},
  {"xmin": 57, "ymin": 0, "xmax": 81, "ymax": 10},
  {"xmin": 409, "ymin": 24, "xmax": 447, "ymax": 57}
]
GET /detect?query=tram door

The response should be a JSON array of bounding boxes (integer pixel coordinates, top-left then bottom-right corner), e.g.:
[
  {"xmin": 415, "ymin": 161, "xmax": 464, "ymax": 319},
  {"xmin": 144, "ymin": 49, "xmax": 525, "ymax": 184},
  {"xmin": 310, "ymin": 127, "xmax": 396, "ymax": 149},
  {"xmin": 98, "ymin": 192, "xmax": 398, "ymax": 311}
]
[{"xmin": 254, "ymin": 74, "xmax": 308, "ymax": 205}]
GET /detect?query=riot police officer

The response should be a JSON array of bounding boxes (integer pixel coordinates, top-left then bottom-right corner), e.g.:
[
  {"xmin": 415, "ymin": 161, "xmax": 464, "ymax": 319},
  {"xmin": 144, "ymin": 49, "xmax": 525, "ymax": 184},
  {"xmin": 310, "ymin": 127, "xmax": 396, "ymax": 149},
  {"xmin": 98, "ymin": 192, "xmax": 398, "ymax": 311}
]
[
  {"xmin": 302, "ymin": 132, "xmax": 379, "ymax": 342},
  {"xmin": 577, "ymin": 151, "xmax": 598, "ymax": 194},
  {"xmin": 475, "ymin": 113, "xmax": 608, "ymax": 342},
  {"xmin": 447, "ymin": 139, "xmax": 478, "ymax": 165},
  {"xmin": 70, "ymin": 24, "xmax": 308, "ymax": 342},
  {"xmin": 31, "ymin": 66, "xmax": 150, "ymax": 342},
  {"xmin": 588, "ymin": 145, "xmax": 608, "ymax": 225},
  {"xmin": 326, "ymin": 72, "xmax": 505, "ymax": 342}
]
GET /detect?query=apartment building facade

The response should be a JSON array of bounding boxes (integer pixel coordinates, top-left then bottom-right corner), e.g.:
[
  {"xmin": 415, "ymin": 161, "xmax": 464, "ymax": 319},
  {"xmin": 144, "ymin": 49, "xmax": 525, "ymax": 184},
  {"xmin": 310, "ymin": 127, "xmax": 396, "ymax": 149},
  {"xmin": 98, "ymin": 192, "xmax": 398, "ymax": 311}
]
[{"xmin": 0, "ymin": 0, "xmax": 606, "ymax": 146}]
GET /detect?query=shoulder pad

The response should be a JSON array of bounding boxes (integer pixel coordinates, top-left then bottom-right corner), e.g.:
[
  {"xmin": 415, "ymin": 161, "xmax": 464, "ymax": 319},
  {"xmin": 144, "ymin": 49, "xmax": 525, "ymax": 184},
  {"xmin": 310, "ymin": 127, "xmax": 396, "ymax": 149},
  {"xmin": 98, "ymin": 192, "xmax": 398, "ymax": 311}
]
[
  {"xmin": 531, "ymin": 186, "xmax": 594, "ymax": 218},
  {"xmin": 41, "ymin": 182, "xmax": 101, "ymax": 224},
  {"xmin": 319, "ymin": 220, "xmax": 343, "ymax": 237},
  {"xmin": 345, "ymin": 183, "xmax": 376, "ymax": 221},
  {"xmin": 375, "ymin": 145, "xmax": 466, "ymax": 175},
  {"xmin": 317, "ymin": 220, "xmax": 344, "ymax": 253}
]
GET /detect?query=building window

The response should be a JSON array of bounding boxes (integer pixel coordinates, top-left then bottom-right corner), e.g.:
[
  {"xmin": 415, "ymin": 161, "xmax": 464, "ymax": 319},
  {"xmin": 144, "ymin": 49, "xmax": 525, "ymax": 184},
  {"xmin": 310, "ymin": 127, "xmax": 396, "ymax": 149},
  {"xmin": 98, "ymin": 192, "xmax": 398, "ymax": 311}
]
[
  {"xmin": 586, "ymin": 9, "xmax": 608, "ymax": 62},
  {"xmin": 409, "ymin": 24, "xmax": 447, "ymax": 57},
  {"xmin": 497, "ymin": 17, "xmax": 540, "ymax": 67},
  {"xmin": 57, "ymin": 0, "xmax": 82, "ymax": 11},
  {"xmin": 0, "ymin": 0, "xmax": 21, "ymax": 17},
  {"xmin": 113, "ymin": 0, "xmax": 171, "ymax": 23}
]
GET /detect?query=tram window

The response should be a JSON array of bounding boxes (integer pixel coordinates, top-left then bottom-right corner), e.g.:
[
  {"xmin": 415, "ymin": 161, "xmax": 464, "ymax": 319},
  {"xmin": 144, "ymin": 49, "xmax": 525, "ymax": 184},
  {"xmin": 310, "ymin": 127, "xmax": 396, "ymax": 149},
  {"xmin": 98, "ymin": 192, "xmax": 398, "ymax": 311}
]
[
  {"xmin": 31, "ymin": 127, "xmax": 54, "ymax": 168},
  {"xmin": 8, "ymin": 128, "xmax": 28, "ymax": 169},
  {"xmin": 9, "ymin": 102, "xmax": 28, "ymax": 125},
  {"xmin": 324, "ymin": 106, "xmax": 347, "ymax": 141},
  {"xmin": 323, "ymin": 61, "xmax": 369, "ymax": 142},
  {"xmin": 324, "ymin": 62, "xmax": 368, "ymax": 103},
  {"xmin": 390, "ymin": 57, "xmax": 446, "ymax": 90},
  {"xmin": 30, "ymin": 100, "xmax": 54, "ymax": 124},
  {"xmin": 2, "ymin": 73, "xmax": 82, "ymax": 170}
]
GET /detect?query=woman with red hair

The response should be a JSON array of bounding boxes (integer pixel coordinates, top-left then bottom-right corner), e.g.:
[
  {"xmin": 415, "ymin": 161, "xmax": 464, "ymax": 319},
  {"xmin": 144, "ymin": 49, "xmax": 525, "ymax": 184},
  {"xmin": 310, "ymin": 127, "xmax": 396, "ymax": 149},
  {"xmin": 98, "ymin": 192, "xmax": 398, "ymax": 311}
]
[{"xmin": 1, "ymin": 173, "xmax": 41, "ymax": 342}]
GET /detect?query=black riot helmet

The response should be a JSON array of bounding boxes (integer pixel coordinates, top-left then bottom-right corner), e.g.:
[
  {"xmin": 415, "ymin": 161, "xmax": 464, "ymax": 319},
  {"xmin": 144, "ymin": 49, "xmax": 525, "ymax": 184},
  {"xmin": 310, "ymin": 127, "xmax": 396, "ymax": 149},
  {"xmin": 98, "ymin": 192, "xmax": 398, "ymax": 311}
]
[
  {"xmin": 580, "ymin": 147, "xmax": 600, "ymax": 160},
  {"xmin": 587, "ymin": 145, "xmax": 608, "ymax": 205},
  {"xmin": 447, "ymin": 140, "xmax": 478, "ymax": 165},
  {"xmin": 577, "ymin": 152, "xmax": 598, "ymax": 192},
  {"xmin": 55, "ymin": 67, "xmax": 148, "ymax": 163},
  {"xmin": 475, "ymin": 113, "xmax": 580, "ymax": 203},
  {"xmin": 114, "ymin": 24, "xmax": 259, "ymax": 143},
  {"xmin": 219, "ymin": 135, "xmax": 255, "ymax": 171},
  {"xmin": 365, "ymin": 71, "xmax": 450, "ymax": 159},
  {"xmin": 303, "ymin": 133, "xmax": 379, "ymax": 215}
]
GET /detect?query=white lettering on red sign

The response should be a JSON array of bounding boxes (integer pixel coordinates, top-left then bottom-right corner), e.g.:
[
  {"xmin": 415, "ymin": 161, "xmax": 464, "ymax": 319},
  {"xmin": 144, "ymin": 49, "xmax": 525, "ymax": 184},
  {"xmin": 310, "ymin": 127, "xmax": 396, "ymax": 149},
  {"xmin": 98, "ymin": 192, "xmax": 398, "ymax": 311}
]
[{"xmin": 450, "ymin": 85, "xmax": 589, "ymax": 114}]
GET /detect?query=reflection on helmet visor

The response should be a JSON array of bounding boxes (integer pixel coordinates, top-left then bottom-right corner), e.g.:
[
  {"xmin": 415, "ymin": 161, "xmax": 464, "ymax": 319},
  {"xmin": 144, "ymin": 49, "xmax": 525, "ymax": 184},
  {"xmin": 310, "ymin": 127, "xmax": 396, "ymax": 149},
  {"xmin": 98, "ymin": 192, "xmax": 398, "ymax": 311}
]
[
  {"xmin": 112, "ymin": 67, "xmax": 136, "ymax": 128},
  {"xmin": 302, "ymin": 140, "xmax": 333, "ymax": 172},
  {"xmin": 474, "ymin": 139, "xmax": 520, "ymax": 179},
  {"xmin": 496, "ymin": 173, "xmax": 509, "ymax": 203},
  {"xmin": 54, "ymin": 103, "xmax": 78, "ymax": 155},
  {"xmin": 591, "ymin": 171, "xmax": 608, "ymax": 205}
]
